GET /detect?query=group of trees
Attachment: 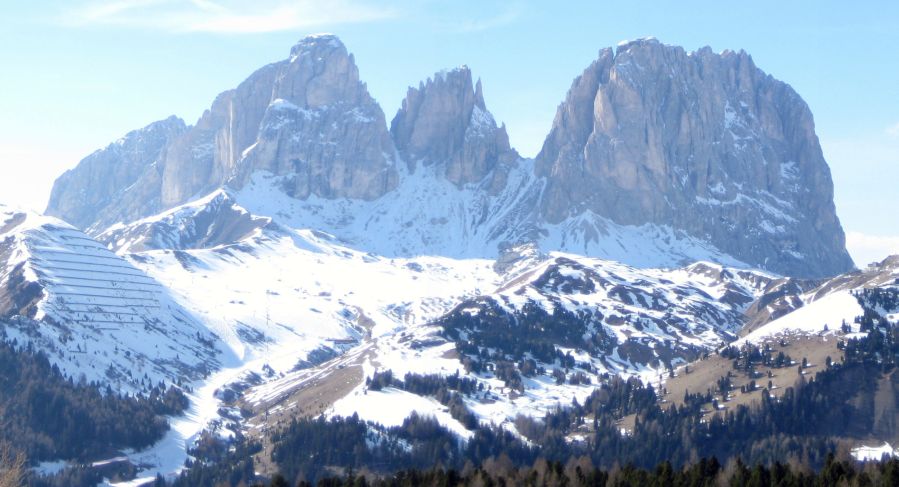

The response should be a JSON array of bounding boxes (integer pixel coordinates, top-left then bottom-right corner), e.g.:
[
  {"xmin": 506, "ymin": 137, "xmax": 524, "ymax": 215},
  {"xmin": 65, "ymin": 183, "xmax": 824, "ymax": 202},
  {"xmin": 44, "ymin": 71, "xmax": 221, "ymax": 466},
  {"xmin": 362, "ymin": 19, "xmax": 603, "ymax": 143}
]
[
  {"xmin": 366, "ymin": 371, "xmax": 481, "ymax": 430},
  {"xmin": 137, "ymin": 291, "xmax": 899, "ymax": 487},
  {"xmin": 193, "ymin": 454, "xmax": 899, "ymax": 487},
  {"xmin": 0, "ymin": 338, "xmax": 188, "ymax": 463},
  {"xmin": 169, "ymin": 434, "xmax": 260, "ymax": 487},
  {"xmin": 440, "ymin": 299, "xmax": 609, "ymax": 392},
  {"xmin": 270, "ymin": 414, "xmax": 458, "ymax": 482},
  {"xmin": 719, "ymin": 342, "xmax": 794, "ymax": 372},
  {"xmin": 262, "ymin": 412, "xmax": 541, "ymax": 484},
  {"xmin": 837, "ymin": 287, "xmax": 899, "ymax": 369},
  {"xmin": 854, "ymin": 288, "xmax": 899, "ymax": 332},
  {"xmin": 310, "ymin": 453, "xmax": 899, "ymax": 486}
]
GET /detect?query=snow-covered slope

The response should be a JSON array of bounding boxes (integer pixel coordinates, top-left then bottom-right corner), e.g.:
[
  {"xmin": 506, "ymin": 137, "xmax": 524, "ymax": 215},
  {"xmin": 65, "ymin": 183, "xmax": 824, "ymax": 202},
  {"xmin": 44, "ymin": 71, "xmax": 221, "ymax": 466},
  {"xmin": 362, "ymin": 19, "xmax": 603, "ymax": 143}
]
[
  {"xmin": 10, "ymin": 185, "xmax": 884, "ymax": 481},
  {"xmin": 53, "ymin": 190, "xmax": 784, "ymax": 481},
  {"xmin": 737, "ymin": 291, "xmax": 863, "ymax": 344},
  {"xmin": 126, "ymin": 221, "xmax": 499, "ymax": 376},
  {"xmin": 100, "ymin": 189, "xmax": 273, "ymax": 254},
  {"xmin": 229, "ymin": 242, "xmax": 772, "ymax": 437},
  {"xmin": 0, "ymin": 205, "xmax": 217, "ymax": 393},
  {"xmin": 93, "ymin": 152, "xmax": 752, "ymax": 271},
  {"xmin": 225, "ymin": 162, "xmax": 750, "ymax": 271},
  {"xmin": 737, "ymin": 255, "xmax": 899, "ymax": 345},
  {"xmin": 97, "ymin": 191, "xmax": 774, "ymax": 386}
]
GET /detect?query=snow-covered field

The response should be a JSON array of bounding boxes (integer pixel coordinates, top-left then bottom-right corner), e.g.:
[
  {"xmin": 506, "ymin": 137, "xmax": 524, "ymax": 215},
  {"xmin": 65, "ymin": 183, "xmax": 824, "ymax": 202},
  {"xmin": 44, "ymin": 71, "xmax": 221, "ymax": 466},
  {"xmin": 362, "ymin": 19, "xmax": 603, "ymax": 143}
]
[
  {"xmin": 132, "ymin": 227, "xmax": 499, "ymax": 373},
  {"xmin": 852, "ymin": 443, "xmax": 898, "ymax": 462},
  {"xmin": 737, "ymin": 290, "xmax": 863, "ymax": 345},
  {"xmin": 106, "ymin": 220, "xmax": 499, "ymax": 481},
  {"xmin": 5, "ymin": 188, "xmax": 892, "ymax": 482}
]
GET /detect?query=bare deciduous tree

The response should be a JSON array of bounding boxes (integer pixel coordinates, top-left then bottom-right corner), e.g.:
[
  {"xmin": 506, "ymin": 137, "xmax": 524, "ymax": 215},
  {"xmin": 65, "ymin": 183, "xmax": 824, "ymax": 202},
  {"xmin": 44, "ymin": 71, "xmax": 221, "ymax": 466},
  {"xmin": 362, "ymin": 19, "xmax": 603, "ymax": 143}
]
[{"xmin": 0, "ymin": 443, "xmax": 25, "ymax": 487}]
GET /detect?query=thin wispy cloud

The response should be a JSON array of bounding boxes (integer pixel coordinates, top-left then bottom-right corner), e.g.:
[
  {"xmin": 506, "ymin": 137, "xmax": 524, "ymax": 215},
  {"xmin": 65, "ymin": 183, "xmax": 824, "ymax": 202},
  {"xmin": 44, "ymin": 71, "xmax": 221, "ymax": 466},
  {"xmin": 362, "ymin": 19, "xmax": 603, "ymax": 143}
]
[
  {"xmin": 886, "ymin": 122, "xmax": 899, "ymax": 138},
  {"xmin": 456, "ymin": 6, "xmax": 522, "ymax": 33},
  {"xmin": 65, "ymin": 0, "xmax": 396, "ymax": 33}
]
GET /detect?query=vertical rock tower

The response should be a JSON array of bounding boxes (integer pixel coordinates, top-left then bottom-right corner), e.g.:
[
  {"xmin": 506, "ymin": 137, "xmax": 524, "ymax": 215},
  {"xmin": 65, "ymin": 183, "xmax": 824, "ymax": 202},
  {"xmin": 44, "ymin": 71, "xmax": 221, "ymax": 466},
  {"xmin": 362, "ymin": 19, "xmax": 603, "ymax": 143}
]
[
  {"xmin": 536, "ymin": 38, "xmax": 852, "ymax": 277},
  {"xmin": 391, "ymin": 66, "xmax": 518, "ymax": 187}
]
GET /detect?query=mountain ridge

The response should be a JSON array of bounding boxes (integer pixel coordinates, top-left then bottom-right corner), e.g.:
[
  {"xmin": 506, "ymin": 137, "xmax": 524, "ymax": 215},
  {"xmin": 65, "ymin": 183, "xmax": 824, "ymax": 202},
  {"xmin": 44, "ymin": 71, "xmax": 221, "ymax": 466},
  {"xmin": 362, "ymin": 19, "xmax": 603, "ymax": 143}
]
[
  {"xmin": 0, "ymin": 205, "xmax": 219, "ymax": 393},
  {"xmin": 5, "ymin": 33, "xmax": 897, "ymax": 486},
  {"xmin": 45, "ymin": 34, "xmax": 852, "ymax": 279}
]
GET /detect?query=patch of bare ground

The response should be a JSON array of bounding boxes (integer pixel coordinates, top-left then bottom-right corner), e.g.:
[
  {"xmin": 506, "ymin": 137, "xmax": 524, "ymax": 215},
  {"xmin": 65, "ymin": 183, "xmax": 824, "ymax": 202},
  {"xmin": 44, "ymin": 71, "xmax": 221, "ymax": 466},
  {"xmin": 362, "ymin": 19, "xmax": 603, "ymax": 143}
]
[
  {"xmin": 241, "ymin": 309, "xmax": 380, "ymax": 477},
  {"xmin": 661, "ymin": 331, "xmax": 844, "ymax": 414},
  {"xmin": 254, "ymin": 365, "xmax": 364, "ymax": 475}
]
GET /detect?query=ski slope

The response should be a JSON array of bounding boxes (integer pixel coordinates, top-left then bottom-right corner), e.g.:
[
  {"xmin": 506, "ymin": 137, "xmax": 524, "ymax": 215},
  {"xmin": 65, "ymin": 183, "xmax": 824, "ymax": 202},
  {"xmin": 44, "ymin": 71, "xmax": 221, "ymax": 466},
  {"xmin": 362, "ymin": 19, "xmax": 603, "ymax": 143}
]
[{"xmin": 0, "ymin": 206, "xmax": 217, "ymax": 393}]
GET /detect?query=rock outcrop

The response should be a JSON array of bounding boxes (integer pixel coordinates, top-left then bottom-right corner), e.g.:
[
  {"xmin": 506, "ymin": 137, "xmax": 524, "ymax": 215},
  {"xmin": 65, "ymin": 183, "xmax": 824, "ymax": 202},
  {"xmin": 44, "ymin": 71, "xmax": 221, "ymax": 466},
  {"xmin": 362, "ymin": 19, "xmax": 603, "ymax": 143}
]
[
  {"xmin": 45, "ymin": 116, "xmax": 186, "ymax": 229},
  {"xmin": 231, "ymin": 35, "xmax": 398, "ymax": 201},
  {"xmin": 47, "ymin": 34, "xmax": 397, "ymax": 230},
  {"xmin": 390, "ymin": 66, "xmax": 518, "ymax": 188},
  {"xmin": 536, "ymin": 38, "xmax": 853, "ymax": 278},
  {"xmin": 97, "ymin": 190, "xmax": 273, "ymax": 254},
  {"xmin": 45, "ymin": 35, "xmax": 854, "ymax": 278},
  {"xmin": 158, "ymin": 33, "xmax": 399, "ymax": 210}
]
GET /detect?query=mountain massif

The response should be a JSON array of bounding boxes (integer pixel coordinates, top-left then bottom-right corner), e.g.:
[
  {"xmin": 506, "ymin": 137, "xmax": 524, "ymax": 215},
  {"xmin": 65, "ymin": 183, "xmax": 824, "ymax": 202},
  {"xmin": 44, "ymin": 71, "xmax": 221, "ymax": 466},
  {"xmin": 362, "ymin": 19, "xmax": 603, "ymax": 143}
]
[
  {"xmin": 46, "ymin": 35, "xmax": 851, "ymax": 279},
  {"xmin": 3, "ymin": 34, "xmax": 890, "ymax": 486},
  {"xmin": 536, "ymin": 39, "xmax": 852, "ymax": 278}
]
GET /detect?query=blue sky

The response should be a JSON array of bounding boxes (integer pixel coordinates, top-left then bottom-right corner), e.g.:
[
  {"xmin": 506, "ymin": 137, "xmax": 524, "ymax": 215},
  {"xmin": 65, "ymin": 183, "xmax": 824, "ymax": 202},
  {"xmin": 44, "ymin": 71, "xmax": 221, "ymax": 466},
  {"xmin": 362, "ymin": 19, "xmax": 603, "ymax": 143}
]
[{"xmin": 1, "ymin": 0, "xmax": 897, "ymax": 264}]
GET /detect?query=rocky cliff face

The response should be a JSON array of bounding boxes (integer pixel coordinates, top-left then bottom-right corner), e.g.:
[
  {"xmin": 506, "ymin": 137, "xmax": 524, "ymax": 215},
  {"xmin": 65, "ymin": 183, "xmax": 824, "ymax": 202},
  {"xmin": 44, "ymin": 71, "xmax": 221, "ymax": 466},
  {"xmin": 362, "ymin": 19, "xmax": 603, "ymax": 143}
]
[
  {"xmin": 48, "ymin": 34, "xmax": 397, "ymax": 230},
  {"xmin": 160, "ymin": 33, "xmax": 398, "ymax": 209},
  {"xmin": 390, "ymin": 66, "xmax": 518, "ymax": 189},
  {"xmin": 46, "ymin": 35, "xmax": 853, "ymax": 279},
  {"xmin": 231, "ymin": 35, "xmax": 398, "ymax": 201},
  {"xmin": 45, "ymin": 116, "xmax": 186, "ymax": 229},
  {"xmin": 536, "ymin": 38, "xmax": 852, "ymax": 278}
]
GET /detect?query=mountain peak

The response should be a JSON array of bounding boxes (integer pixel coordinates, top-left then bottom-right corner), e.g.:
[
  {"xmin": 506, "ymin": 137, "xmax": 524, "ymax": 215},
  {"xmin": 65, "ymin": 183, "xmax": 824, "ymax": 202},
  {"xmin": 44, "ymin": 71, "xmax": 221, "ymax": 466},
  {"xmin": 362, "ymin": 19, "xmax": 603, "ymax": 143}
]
[
  {"xmin": 433, "ymin": 65, "xmax": 471, "ymax": 80},
  {"xmin": 536, "ymin": 40, "xmax": 852, "ymax": 278},
  {"xmin": 289, "ymin": 33, "xmax": 345, "ymax": 58},
  {"xmin": 428, "ymin": 66, "xmax": 486, "ymax": 109},
  {"xmin": 615, "ymin": 36, "xmax": 661, "ymax": 51},
  {"xmin": 45, "ymin": 116, "xmax": 187, "ymax": 229},
  {"xmin": 277, "ymin": 33, "xmax": 366, "ymax": 108},
  {"xmin": 45, "ymin": 38, "xmax": 851, "ymax": 279},
  {"xmin": 391, "ymin": 66, "xmax": 516, "ymax": 186},
  {"xmin": 230, "ymin": 33, "xmax": 397, "ymax": 201}
]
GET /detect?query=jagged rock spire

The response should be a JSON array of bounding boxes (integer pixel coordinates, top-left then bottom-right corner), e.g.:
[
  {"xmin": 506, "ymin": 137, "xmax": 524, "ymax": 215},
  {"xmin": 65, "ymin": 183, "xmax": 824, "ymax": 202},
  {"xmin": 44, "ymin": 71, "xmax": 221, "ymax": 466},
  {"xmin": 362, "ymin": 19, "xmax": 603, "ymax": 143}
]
[{"xmin": 391, "ymin": 66, "xmax": 518, "ymax": 186}]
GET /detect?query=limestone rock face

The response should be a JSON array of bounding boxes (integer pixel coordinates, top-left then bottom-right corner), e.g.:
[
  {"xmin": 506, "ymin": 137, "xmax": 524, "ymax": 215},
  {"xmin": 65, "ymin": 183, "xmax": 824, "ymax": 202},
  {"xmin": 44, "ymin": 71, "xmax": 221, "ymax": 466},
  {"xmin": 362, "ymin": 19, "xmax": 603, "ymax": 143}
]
[
  {"xmin": 156, "ymin": 61, "xmax": 282, "ymax": 209},
  {"xmin": 390, "ymin": 67, "xmax": 518, "ymax": 187},
  {"xmin": 161, "ymin": 34, "xmax": 398, "ymax": 206},
  {"xmin": 48, "ymin": 34, "xmax": 397, "ymax": 229},
  {"xmin": 45, "ymin": 116, "xmax": 186, "ymax": 229},
  {"xmin": 536, "ymin": 38, "xmax": 853, "ymax": 278},
  {"xmin": 232, "ymin": 35, "xmax": 398, "ymax": 201},
  {"xmin": 44, "ymin": 36, "xmax": 854, "ymax": 279}
]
